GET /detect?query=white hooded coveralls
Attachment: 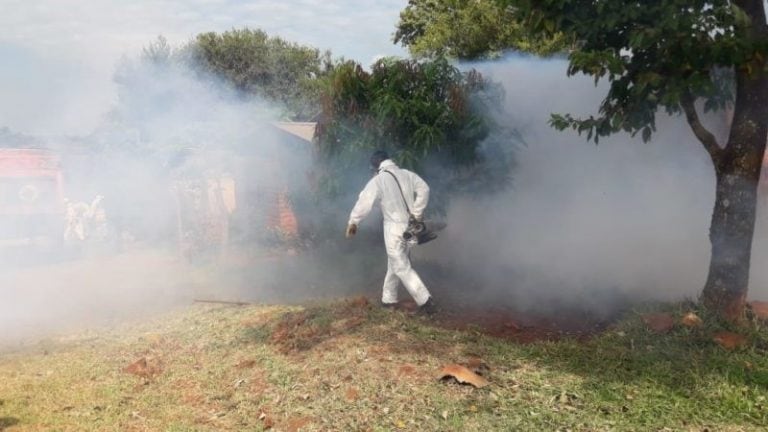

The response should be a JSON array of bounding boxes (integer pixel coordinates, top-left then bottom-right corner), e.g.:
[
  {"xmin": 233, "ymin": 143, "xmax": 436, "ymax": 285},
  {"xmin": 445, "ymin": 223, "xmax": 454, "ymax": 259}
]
[{"xmin": 348, "ymin": 159, "xmax": 432, "ymax": 306}]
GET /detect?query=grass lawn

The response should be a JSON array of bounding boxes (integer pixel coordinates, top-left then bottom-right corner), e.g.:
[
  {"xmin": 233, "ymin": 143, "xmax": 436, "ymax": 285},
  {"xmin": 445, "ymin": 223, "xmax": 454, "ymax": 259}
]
[{"xmin": 1, "ymin": 299, "xmax": 767, "ymax": 431}]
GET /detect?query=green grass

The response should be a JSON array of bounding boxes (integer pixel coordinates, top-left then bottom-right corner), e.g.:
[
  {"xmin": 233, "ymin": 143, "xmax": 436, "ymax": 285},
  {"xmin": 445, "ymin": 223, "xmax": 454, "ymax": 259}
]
[{"xmin": 1, "ymin": 300, "xmax": 767, "ymax": 431}]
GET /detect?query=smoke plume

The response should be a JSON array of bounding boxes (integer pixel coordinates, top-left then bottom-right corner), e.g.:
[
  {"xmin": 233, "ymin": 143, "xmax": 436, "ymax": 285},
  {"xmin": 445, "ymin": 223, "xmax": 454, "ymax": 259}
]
[
  {"xmin": 416, "ymin": 55, "xmax": 768, "ymax": 317},
  {"xmin": 4, "ymin": 52, "xmax": 768, "ymax": 349},
  {"xmin": 0, "ymin": 55, "xmax": 321, "ymax": 348}
]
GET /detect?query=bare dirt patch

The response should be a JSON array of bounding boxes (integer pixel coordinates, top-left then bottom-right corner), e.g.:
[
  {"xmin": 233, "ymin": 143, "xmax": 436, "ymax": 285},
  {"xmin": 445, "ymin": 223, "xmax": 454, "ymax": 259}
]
[
  {"xmin": 713, "ymin": 331, "xmax": 749, "ymax": 350},
  {"xmin": 123, "ymin": 356, "xmax": 164, "ymax": 380},
  {"xmin": 247, "ymin": 297, "xmax": 373, "ymax": 353},
  {"xmin": 284, "ymin": 416, "xmax": 313, "ymax": 432},
  {"xmin": 243, "ymin": 293, "xmax": 616, "ymax": 354},
  {"xmin": 642, "ymin": 313, "xmax": 676, "ymax": 333},
  {"xmin": 324, "ymin": 297, "xmax": 617, "ymax": 344},
  {"xmin": 417, "ymin": 302, "xmax": 611, "ymax": 343},
  {"xmin": 750, "ymin": 301, "xmax": 768, "ymax": 320}
]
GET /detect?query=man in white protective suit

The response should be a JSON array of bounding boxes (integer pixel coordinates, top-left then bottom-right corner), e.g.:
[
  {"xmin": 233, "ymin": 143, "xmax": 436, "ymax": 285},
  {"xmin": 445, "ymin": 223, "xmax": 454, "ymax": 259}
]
[{"xmin": 345, "ymin": 150, "xmax": 436, "ymax": 314}]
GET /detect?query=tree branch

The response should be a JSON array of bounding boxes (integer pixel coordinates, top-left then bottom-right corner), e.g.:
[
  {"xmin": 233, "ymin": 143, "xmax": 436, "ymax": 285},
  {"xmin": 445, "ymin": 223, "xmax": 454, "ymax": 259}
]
[{"xmin": 680, "ymin": 92, "xmax": 724, "ymax": 166}]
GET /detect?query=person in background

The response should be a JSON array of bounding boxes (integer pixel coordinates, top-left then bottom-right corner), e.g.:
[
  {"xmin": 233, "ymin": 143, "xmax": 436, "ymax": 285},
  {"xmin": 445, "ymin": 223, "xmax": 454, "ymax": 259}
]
[{"xmin": 345, "ymin": 150, "xmax": 436, "ymax": 314}]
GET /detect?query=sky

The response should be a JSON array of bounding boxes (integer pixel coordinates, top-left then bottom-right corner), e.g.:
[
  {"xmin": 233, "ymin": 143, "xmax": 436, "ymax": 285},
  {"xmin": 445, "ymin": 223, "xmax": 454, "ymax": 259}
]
[{"xmin": 0, "ymin": 0, "xmax": 408, "ymax": 136}]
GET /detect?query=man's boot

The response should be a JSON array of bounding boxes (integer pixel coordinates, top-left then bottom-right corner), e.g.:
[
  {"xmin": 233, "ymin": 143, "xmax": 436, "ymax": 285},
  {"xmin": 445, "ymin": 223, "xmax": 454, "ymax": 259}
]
[{"xmin": 417, "ymin": 297, "xmax": 438, "ymax": 316}]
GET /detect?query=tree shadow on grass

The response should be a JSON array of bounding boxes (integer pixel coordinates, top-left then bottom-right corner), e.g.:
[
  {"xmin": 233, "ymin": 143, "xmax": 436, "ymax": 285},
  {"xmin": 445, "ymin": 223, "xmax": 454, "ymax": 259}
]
[
  {"xmin": 507, "ymin": 320, "xmax": 768, "ymax": 426},
  {"xmin": 411, "ymin": 266, "xmax": 768, "ymax": 403}
]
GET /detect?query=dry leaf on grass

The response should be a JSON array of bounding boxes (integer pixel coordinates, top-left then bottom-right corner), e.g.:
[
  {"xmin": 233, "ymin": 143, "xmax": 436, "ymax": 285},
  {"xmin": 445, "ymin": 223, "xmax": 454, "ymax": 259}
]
[
  {"xmin": 713, "ymin": 332, "xmax": 748, "ymax": 350},
  {"xmin": 345, "ymin": 387, "xmax": 359, "ymax": 402},
  {"xmin": 681, "ymin": 312, "xmax": 703, "ymax": 328},
  {"xmin": 641, "ymin": 313, "xmax": 675, "ymax": 333},
  {"xmin": 749, "ymin": 301, "xmax": 768, "ymax": 320},
  {"xmin": 438, "ymin": 364, "xmax": 489, "ymax": 388}
]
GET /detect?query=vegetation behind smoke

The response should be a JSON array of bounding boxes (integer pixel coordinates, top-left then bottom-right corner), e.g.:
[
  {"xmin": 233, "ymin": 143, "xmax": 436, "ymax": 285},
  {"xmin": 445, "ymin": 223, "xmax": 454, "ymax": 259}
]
[
  {"xmin": 102, "ymin": 31, "xmax": 519, "ymax": 241},
  {"xmin": 189, "ymin": 29, "xmax": 334, "ymax": 121},
  {"xmin": 315, "ymin": 57, "xmax": 519, "ymax": 217},
  {"xmin": 136, "ymin": 32, "xmax": 333, "ymax": 122}
]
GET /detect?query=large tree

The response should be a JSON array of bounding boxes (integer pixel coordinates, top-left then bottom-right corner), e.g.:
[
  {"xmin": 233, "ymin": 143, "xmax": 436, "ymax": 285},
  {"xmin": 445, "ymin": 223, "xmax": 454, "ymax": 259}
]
[
  {"xmin": 491, "ymin": 0, "xmax": 768, "ymax": 321},
  {"xmin": 191, "ymin": 28, "xmax": 333, "ymax": 120},
  {"xmin": 395, "ymin": 0, "xmax": 571, "ymax": 59}
]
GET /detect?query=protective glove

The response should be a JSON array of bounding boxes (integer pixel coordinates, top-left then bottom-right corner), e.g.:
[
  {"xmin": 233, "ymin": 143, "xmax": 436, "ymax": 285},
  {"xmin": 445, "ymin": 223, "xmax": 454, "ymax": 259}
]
[{"xmin": 345, "ymin": 223, "xmax": 358, "ymax": 238}]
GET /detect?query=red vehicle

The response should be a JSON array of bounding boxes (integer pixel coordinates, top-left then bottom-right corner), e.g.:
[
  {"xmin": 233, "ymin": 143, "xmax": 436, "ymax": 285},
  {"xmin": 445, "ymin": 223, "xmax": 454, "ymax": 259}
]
[{"xmin": 0, "ymin": 149, "xmax": 65, "ymax": 243}]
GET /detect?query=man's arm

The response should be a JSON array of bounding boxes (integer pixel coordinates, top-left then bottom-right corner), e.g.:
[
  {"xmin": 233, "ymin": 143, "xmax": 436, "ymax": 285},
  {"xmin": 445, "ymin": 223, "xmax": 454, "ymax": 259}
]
[
  {"xmin": 348, "ymin": 177, "xmax": 380, "ymax": 226},
  {"xmin": 409, "ymin": 172, "xmax": 430, "ymax": 220}
]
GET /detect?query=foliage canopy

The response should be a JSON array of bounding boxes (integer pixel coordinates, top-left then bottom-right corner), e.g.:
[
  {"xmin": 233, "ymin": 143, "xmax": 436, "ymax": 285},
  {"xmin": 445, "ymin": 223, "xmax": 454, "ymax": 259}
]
[
  {"xmin": 500, "ymin": 0, "xmax": 759, "ymax": 146},
  {"xmin": 395, "ymin": 0, "xmax": 571, "ymax": 59},
  {"xmin": 191, "ymin": 28, "xmax": 333, "ymax": 120},
  {"xmin": 316, "ymin": 57, "xmax": 517, "ymax": 214}
]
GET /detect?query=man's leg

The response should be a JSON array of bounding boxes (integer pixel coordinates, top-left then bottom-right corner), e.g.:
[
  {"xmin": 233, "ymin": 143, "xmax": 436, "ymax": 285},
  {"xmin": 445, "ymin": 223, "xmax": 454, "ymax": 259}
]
[
  {"xmin": 381, "ymin": 257, "xmax": 399, "ymax": 305},
  {"xmin": 384, "ymin": 223, "xmax": 431, "ymax": 306}
]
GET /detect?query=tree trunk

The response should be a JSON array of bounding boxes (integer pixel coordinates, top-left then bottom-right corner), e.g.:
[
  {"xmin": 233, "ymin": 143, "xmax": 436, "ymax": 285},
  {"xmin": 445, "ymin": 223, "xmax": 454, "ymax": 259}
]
[
  {"xmin": 702, "ymin": 166, "xmax": 762, "ymax": 320},
  {"xmin": 700, "ymin": 67, "xmax": 768, "ymax": 321}
]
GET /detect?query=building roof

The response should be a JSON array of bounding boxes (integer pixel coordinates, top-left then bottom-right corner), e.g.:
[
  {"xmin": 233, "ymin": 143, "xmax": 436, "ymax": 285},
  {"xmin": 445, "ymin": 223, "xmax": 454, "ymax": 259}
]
[{"xmin": 271, "ymin": 122, "xmax": 317, "ymax": 143}]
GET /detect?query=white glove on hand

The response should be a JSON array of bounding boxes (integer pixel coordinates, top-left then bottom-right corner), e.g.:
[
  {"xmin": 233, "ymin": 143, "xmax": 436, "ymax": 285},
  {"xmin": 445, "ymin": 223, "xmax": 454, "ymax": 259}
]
[{"xmin": 345, "ymin": 224, "xmax": 358, "ymax": 238}]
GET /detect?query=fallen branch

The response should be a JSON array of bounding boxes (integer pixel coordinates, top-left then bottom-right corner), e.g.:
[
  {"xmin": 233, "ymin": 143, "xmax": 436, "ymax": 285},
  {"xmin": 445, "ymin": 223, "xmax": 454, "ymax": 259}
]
[{"xmin": 193, "ymin": 299, "xmax": 254, "ymax": 306}]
